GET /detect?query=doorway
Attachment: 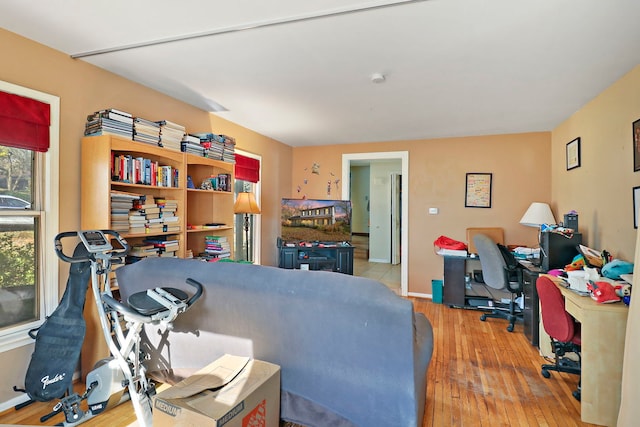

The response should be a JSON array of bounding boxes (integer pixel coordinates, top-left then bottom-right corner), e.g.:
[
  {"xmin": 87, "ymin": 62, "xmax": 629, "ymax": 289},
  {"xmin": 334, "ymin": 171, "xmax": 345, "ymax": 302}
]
[{"xmin": 342, "ymin": 152, "xmax": 408, "ymax": 296}]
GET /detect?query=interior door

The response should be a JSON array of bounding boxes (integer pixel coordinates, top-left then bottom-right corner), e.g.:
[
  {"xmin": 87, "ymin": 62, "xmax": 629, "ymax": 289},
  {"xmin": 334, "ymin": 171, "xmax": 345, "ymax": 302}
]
[{"xmin": 391, "ymin": 173, "xmax": 401, "ymax": 265}]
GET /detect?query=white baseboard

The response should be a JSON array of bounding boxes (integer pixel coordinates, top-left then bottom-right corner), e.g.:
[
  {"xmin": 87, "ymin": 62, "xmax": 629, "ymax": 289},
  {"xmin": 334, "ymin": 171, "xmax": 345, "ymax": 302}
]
[
  {"xmin": 0, "ymin": 393, "xmax": 30, "ymax": 413},
  {"xmin": 408, "ymin": 292, "xmax": 431, "ymax": 299}
]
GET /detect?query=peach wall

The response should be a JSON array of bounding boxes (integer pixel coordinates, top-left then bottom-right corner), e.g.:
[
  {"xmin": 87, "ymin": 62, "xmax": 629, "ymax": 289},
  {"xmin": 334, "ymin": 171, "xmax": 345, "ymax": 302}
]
[
  {"xmin": 207, "ymin": 116, "xmax": 292, "ymax": 266},
  {"xmin": 552, "ymin": 65, "xmax": 640, "ymax": 261},
  {"xmin": 292, "ymin": 132, "xmax": 552, "ymax": 295}
]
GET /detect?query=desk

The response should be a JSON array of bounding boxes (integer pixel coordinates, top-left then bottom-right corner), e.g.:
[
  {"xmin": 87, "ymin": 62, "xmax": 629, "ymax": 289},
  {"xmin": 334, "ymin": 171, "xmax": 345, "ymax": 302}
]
[
  {"xmin": 554, "ymin": 283, "xmax": 628, "ymax": 426},
  {"xmin": 520, "ymin": 262, "xmax": 543, "ymax": 346},
  {"xmin": 442, "ymin": 255, "xmax": 489, "ymax": 307}
]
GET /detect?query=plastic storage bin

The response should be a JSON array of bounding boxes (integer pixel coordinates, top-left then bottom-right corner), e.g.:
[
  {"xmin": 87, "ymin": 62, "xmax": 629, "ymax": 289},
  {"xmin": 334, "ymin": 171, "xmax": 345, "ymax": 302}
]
[{"xmin": 432, "ymin": 279, "xmax": 443, "ymax": 304}]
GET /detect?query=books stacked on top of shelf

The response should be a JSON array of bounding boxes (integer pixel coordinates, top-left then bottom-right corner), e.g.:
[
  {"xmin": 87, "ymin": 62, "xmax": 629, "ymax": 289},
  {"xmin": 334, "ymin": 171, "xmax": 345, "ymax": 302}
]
[
  {"xmin": 156, "ymin": 120, "xmax": 185, "ymax": 152},
  {"xmin": 221, "ymin": 135, "xmax": 236, "ymax": 163},
  {"xmin": 144, "ymin": 237, "xmax": 180, "ymax": 257},
  {"xmin": 85, "ymin": 108, "xmax": 133, "ymax": 138},
  {"xmin": 133, "ymin": 117, "xmax": 161, "ymax": 145},
  {"xmin": 110, "ymin": 190, "xmax": 140, "ymax": 233},
  {"xmin": 203, "ymin": 235, "xmax": 231, "ymax": 260},
  {"xmin": 189, "ymin": 132, "xmax": 227, "ymax": 161},
  {"xmin": 181, "ymin": 134, "xmax": 205, "ymax": 156}
]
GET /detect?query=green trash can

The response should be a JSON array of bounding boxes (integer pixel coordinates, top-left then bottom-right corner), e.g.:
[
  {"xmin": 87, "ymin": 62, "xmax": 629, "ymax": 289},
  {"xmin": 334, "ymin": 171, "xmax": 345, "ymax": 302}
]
[{"xmin": 432, "ymin": 279, "xmax": 443, "ymax": 304}]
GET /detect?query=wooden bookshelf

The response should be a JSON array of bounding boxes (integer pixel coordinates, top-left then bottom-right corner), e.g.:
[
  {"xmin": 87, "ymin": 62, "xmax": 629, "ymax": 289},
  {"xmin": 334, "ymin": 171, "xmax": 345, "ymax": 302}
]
[{"xmin": 79, "ymin": 134, "xmax": 235, "ymax": 378}]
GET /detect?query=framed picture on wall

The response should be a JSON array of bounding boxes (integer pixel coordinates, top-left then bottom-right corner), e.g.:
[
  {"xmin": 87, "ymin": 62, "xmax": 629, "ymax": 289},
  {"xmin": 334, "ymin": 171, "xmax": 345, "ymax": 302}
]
[
  {"xmin": 465, "ymin": 173, "xmax": 492, "ymax": 208},
  {"xmin": 566, "ymin": 137, "xmax": 581, "ymax": 170},
  {"xmin": 633, "ymin": 119, "xmax": 640, "ymax": 171},
  {"xmin": 633, "ymin": 186, "xmax": 640, "ymax": 228}
]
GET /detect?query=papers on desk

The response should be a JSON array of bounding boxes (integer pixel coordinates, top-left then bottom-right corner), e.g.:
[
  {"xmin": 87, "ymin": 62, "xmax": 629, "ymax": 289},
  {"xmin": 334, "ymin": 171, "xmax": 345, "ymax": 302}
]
[
  {"xmin": 512, "ymin": 246, "xmax": 540, "ymax": 260},
  {"xmin": 436, "ymin": 248, "xmax": 468, "ymax": 257},
  {"xmin": 556, "ymin": 277, "xmax": 591, "ymax": 296}
]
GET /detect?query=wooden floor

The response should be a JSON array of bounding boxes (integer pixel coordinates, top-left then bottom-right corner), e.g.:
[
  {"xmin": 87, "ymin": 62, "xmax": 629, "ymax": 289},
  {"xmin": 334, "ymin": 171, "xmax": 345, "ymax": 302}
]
[{"xmin": 0, "ymin": 298, "xmax": 595, "ymax": 427}]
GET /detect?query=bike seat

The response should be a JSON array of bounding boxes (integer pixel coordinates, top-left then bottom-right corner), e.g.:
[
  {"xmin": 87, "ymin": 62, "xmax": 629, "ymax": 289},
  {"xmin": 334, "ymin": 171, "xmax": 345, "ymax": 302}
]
[{"xmin": 127, "ymin": 287, "xmax": 188, "ymax": 315}]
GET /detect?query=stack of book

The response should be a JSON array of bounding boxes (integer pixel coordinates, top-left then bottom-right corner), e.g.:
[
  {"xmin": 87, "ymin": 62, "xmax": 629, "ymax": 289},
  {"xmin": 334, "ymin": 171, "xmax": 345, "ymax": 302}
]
[
  {"xmin": 85, "ymin": 108, "xmax": 133, "ymax": 138},
  {"xmin": 156, "ymin": 120, "xmax": 186, "ymax": 152},
  {"xmin": 133, "ymin": 117, "xmax": 161, "ymax": 145},
  {"xmin": 110, "ymin": 190, "xmax": 140, "ymax": 233},
  {"xmin": 144, "ymin": 237, "xmax": 180, "ymax": 257},
  {"xmin": 129, "ymin": 194, "xmax": 160, "ymax": 234},
  {"xmin": 155, "ymin": 197, "xmax": 180, "ymax": 233},
  {"xmin": 127, "ymin": 243, "xmax": 159, "ymax": 263},
  {"xmin": 181, "ymin": 134, "xmax": 206, "ymax": 156},
  {"xmin": 221, "ymin": 135, "xmax": 236, "ymax": 163},
  {"xmin": 203, "ymin": 235, "xmax": 231, "ymax": 260}
]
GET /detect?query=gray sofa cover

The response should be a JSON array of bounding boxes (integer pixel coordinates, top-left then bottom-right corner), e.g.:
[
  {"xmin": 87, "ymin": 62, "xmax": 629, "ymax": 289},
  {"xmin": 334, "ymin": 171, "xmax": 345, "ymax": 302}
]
[{"xmin": 115, "ymin": 257, "xmax": 434, "ymax": 427}]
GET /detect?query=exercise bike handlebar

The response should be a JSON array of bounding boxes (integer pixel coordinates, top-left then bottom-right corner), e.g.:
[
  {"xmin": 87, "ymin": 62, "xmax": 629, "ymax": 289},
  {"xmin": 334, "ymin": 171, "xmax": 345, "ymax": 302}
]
[
  {"xmin": 54, "ymin": 230, "xmax": 130, "ymax": 263},
  {"xmin": 102, "ymin": 278, "xmax": 204, "ymax": 323}
]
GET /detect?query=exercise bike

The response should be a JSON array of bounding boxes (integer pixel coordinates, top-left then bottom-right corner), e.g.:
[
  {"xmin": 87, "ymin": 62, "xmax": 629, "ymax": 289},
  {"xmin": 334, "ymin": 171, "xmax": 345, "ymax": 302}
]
[{"xmin": 18, "ymin": 230, "xmax": 203, "ymax": 426}]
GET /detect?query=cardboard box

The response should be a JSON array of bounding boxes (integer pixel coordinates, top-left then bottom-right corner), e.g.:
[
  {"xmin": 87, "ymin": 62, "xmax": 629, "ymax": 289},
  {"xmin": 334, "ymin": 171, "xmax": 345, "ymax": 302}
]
[{"xmin": 153, "ymin": 354, "xmax": 280, "ymax": 427}]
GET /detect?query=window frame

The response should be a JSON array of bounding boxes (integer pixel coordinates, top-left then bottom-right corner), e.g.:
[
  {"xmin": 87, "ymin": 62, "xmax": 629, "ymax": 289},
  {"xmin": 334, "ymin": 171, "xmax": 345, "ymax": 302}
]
[
  {"xmin": 234, "ymin": 149, "xmax": 261, "ymax": 264},
  {"xmin": 0, "ymin": 80, "xmax": 59, "ymax": 352}
]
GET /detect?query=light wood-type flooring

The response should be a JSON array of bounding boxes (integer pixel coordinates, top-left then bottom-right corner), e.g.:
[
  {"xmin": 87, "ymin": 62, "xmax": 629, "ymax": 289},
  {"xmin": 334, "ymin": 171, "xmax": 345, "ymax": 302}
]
[{"xmin": 0, "ymin": 299, "xmax": 595, "ymax": 426}]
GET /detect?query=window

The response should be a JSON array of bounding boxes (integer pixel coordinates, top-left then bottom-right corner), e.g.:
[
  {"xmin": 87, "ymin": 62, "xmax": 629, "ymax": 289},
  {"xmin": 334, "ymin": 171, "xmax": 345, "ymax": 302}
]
[
  {"xmin": 234, "ymin": 151, "xmax": 261, "ymax": 263},
  {"xmin": 0, "ymin": 81, "xmax": 59, "ymax": 352}
]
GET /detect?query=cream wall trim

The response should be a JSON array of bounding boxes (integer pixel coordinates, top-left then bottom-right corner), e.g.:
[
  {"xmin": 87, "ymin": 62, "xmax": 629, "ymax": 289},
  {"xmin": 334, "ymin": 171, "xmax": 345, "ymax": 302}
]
[
  {"xmin": 342, "ymin": 151, "xmax": 409, "ymax": 296},
  {"xmin": 0, "ymin": 80, "xmax": 59, "ymax": 353}
]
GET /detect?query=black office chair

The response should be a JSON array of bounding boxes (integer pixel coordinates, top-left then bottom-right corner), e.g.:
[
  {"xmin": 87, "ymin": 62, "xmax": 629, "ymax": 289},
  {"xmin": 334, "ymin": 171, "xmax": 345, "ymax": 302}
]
[
  {"xmin": 473, "ymin": 233, "xmax": 524, "ymax": 332},
  {"xmin": 536, "ymin": 275, "xmax": 581, "ymax": 401}
]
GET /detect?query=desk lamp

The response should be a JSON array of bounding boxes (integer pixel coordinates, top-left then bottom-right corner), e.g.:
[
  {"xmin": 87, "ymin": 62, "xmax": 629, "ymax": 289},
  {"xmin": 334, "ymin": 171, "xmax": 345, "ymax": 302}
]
[
  {"xmin": 234, "ymin": 192, "xmax": 261, "ymax": 262},
  {"xmin": 519, "ymin": 202, "xmax": 556, "ymax": 266}
]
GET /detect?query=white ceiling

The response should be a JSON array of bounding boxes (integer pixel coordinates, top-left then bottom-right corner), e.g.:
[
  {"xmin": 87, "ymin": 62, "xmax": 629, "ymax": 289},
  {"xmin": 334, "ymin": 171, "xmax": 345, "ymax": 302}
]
[{"xmin": 2, "ymin": 0, "xmax": 640, "ymax": 147}]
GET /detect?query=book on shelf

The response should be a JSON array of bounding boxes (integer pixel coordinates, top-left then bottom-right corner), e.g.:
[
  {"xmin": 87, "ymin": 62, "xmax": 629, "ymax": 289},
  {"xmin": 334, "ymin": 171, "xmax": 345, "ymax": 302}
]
[{"xmin": 87, "ymin": 109, "xmax": 134, "ymax": 124}]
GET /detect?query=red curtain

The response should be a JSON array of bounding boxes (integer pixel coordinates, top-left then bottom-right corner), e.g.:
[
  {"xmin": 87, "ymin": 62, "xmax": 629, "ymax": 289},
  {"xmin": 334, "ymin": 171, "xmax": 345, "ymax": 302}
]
[
  {"xmin": 235, "ymin": 154, "xmax": 260, "ymax": 183},
  {"xmin": 0, "ymin": 90, "xmax": 51, "ymax": 152}
]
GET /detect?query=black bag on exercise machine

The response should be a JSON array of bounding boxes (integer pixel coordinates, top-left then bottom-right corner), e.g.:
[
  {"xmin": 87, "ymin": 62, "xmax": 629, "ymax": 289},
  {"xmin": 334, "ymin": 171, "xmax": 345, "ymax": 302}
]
[{"xmin": 22, "ymin": 243, "xmax": 92, "ymax": 402}]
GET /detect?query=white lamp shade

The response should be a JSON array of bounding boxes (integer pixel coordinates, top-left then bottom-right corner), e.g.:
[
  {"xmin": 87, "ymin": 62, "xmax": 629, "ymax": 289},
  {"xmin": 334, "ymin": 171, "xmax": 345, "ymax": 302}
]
[{"xmin": 519, "ymin": 202, "xmax": 556, "ymax": 227}]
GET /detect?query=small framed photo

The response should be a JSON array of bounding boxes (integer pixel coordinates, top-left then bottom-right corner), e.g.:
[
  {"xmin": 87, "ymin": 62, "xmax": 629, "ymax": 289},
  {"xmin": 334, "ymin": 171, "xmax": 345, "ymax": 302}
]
[
  {"xmin": 633, "ymin": 186, "xmax": 640, "ymax": 228},
  {"xmin": 566, "ymin": 137, "xmax": 581, "ymax": 170},
  {"xmin": 465, "ymin": 173, "xmax": 492, "ymax": 208},
  {"xmin": 633, "ymin": 119, "xmax": 640, "ymax": 171}
]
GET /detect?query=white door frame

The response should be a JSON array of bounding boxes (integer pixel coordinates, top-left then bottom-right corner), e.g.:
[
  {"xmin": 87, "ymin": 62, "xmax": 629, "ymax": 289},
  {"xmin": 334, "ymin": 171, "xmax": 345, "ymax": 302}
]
[{"xmin": 342, "ymin": 152, "xmax": 408, "ymax": 296}]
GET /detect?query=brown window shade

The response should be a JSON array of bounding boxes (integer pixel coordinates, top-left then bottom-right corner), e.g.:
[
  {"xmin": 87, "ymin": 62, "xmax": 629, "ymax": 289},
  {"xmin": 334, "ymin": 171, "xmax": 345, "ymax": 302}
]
[{"xmin": 0, "ymin": 90, "xmax": 50, "ymax": 152}]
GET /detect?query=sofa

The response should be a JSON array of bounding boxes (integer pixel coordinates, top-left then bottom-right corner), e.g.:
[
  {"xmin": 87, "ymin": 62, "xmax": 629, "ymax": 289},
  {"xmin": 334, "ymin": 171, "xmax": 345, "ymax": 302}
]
[{"xmin": 115, "ymin": 257, "xmax": 434, "ymax": 427}]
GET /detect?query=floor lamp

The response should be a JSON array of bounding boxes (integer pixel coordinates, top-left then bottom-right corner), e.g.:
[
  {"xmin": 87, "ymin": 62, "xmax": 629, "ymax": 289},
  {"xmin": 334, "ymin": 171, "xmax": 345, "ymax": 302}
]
[
  {"xmin": 519, "ymin": 202, "xmax": 556, "ymax": 266},
  {"xmin": 234, "ymin": 192, "xmax": 261, "ymax": 262}
]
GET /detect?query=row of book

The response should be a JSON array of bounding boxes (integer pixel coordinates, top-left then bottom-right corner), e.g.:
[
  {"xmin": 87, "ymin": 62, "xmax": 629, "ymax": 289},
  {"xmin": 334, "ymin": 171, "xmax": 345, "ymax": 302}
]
[
  {"xmin": 112, "ymin": 153, "xmax": 179, "ymax": 188},
  {"xmin": 85, "ymin": 109, "xmax": 236, "ymax": 163}
]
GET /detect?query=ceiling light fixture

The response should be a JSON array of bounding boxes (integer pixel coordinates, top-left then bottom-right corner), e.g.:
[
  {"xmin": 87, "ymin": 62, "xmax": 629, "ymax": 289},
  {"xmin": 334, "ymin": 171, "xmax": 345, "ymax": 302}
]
[{"xmin": 71, "ymin": 0, "xmax": 430, "ymax": 59}]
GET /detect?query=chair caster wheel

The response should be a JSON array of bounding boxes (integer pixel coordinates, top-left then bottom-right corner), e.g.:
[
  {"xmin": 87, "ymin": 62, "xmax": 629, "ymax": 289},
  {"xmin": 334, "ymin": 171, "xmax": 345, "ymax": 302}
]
[
  {"xmin": 572, "ymin": 390, "xmax": 581, "ymax": 401},
  {"xmin": 507, "ymin": 324, "xmax": 514, "ymax": 332},
  {"xmin": 541, "ymin": 369, "xmax": 550, "ymax": 379},
  {"xmin": 480, "ymin": 314, "xmax": 487, "ymax": 321}
]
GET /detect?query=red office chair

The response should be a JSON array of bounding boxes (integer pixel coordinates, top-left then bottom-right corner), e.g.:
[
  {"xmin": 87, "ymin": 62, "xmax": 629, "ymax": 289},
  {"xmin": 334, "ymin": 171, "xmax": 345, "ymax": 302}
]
[{"xmin": 536, "ymin": 275, "xmax": 581, "ymax": 401}]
